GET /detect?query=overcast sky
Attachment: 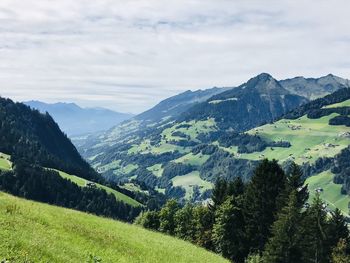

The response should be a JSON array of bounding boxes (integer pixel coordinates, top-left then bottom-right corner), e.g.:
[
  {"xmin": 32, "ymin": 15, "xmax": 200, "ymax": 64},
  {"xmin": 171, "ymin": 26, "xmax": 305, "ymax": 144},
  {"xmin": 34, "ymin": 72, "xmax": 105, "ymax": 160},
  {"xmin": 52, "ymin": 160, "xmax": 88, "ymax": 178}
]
[{"xmin": 0, "ymin": 0, "xmax": 349, "ymax": 113}]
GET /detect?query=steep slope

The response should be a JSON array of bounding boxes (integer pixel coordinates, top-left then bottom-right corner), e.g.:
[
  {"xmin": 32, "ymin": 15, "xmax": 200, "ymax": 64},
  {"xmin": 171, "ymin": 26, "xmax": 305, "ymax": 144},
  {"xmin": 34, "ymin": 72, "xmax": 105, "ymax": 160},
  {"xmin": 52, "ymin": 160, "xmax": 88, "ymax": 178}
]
[
  {"xmin": 0, "ymin": 192, "xmax": 227, "ymax": 263},
  {"xmin": 0, "ymin": 97, "xmax": 97, "ymax": 181},
  {"xmin": 0, "ymin": 97, "xmax": 143, "ymax": 220},
  {"xmin": 25, "ymin": 101, "xmax": 133, "ymax": 136},
  {"xmin": 136, "ymin": 87, "xmax": 227, "ymax": 123},
  {"xmin": 180, "ymin": 73, "xmax": 308, "ymax": 131},
  {"xmin": 280, "ymin": 74, "xmax": 350, "ymax": 100}
]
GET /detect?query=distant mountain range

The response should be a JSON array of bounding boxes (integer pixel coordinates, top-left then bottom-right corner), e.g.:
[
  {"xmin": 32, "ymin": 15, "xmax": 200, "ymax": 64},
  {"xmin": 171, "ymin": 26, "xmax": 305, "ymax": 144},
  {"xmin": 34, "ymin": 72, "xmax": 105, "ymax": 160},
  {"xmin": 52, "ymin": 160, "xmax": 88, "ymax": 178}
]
[{"xmin": 24, "ymin": 101, "xmax": 134, "ymax": 136}]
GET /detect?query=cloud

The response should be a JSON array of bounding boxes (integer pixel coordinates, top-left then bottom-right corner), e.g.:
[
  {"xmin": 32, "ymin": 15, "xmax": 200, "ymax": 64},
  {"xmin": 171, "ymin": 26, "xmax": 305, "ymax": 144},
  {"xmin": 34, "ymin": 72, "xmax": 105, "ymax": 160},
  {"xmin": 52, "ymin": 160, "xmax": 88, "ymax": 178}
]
[{"xmin": 0, "ymin": 0, "xmax": 349, "ymax": 113}]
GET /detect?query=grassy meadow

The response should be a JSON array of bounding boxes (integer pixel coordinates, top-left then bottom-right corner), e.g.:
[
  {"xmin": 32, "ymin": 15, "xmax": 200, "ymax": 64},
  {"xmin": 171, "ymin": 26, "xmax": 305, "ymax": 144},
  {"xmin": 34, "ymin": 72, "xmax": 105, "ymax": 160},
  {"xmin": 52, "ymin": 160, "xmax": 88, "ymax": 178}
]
[{"xmin": 0, "ymin": 192, "xmax": 228, "ymax": 263}]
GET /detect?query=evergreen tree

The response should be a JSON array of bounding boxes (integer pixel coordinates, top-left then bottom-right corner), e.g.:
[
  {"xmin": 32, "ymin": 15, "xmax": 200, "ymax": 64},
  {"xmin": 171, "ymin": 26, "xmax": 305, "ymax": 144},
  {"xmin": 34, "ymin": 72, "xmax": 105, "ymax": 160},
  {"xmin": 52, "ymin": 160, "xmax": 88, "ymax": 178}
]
[
  {"xmin": 301, "ymin": 194, "xmax": 330, "ymax": 263},
  {"xmin": 244, "ymin": 159, "xmax": 287, "ymax": 252},
  {"xmin": 159, "ymin": 199, "xmax": 180, "ymax": 235},
  {"xmin": 262, "ymin": 191, "xmax": 303, "ymax": 263},
  {"xmin": 227, "ymin": 177, "xmax": 245, "ymax": 198},
  {"xmin": 327, "ymin": 209, "xmax": 350, "ymax": 252},
  {"xmin": 284, "ymin": 162, "xmax": 308, "ymax": 208},
  {"xmin": 212, "ymin": 196, "xmax": 246, "ymax": 263},
  {"xmin": 209, "ymin": 178, "xmax": 228, "ymax": 211}
]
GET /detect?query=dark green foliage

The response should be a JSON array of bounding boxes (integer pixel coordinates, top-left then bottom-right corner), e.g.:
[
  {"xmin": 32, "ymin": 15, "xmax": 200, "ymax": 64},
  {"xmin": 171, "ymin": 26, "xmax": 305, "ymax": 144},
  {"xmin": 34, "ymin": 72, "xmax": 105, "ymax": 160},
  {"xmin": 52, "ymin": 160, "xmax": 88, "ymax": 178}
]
[
  {"xmin": 160, "ymin": 162, "xmax": 195, "ymax": 187},
  {"xmin": 332, "ymin": 146, "xmax": 350, "ymax": 195},
  {"xmin": 212, "ymin": 196, "xmax": 246, "ymax": 263},
  {"xmin": 262, "ymin": 191, "xmax": 304, "ymax": 263},
  {"xmin": 134, "ymin": 211, "xmax": 160, "ymax": 230},
  {"xmin": 174, "ymin": 204, "xmax": 196, "ymax": 241},
  {"xmin": 200, "ymin": 149, "xmax": 257, "ymax": 182},
  {"xmin": 244, "ymin": 159, "xmax": 287, "ymax": 252},
  {"xmin": 301, "ymin": 194, "xmax": 330, "ymax": 263},
  {"xmin": 159, "ymin": 199, "xmax": 180, "ymax": 235},
  {"xmin": 329, "ymin": 115, "xmax": 350, "ymax": 126}
]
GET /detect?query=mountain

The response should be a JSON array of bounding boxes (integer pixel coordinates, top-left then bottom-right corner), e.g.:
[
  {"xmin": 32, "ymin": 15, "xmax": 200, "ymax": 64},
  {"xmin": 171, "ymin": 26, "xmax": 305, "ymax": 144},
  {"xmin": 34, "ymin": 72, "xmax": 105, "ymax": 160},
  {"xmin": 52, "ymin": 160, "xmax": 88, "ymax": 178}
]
[
  {"xmin": 0, "ymin": 96, "xmax": 144, "ymax": 221},
  {"xmin": 280, "ymin": 74, "xmax": 350, "ymax": 100},
  {"xmin": 0, "ymin": 192, "xmax": 228, "ymax": 263},
  {"xmin": 135, "ymin": 87, "xmax": 228, "ymax": 124},
  {"xmin": 78, "ymin": 75, "xmax": 350, "ymax": 212},
  {"xmin": 180, "ymin": 73, "xmax": 308, "ymax": 131},
  {"xmin": 24, "ymin": 101, "xmax": 134, "ymax": 136}
]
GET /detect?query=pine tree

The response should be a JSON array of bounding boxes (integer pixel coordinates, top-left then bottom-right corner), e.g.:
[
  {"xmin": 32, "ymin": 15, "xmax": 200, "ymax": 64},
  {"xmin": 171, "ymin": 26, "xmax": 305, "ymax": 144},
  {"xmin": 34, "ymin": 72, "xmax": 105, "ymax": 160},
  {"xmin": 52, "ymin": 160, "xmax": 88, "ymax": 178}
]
[
  {"xmin": 212, "ymin": 196, "xmax": 246, "ymax": 263},
  {"xmin": 262, "ymin": 191, "xmax": 303, "ymax": 263},
  {"xmin": 285, "ymin": 162, "xmax": 308, "ymax": 208},
  {"xmin": 327, "ymin": 209, "xmax": 350, "ymax": 252},
  {"xmin": 227, "ymin": 177, "xmax": 245, "ymax": 198},
  {"xmin": 210, "ymin": 178, "xmax": 228, "ymax": 211},
  {"xmin": 301, "ymin": 194, "xmax": 330, "ymax": 263},
  {"xmin": 244, "ymin": 159, "xmax": 287, "ymax": 252}
]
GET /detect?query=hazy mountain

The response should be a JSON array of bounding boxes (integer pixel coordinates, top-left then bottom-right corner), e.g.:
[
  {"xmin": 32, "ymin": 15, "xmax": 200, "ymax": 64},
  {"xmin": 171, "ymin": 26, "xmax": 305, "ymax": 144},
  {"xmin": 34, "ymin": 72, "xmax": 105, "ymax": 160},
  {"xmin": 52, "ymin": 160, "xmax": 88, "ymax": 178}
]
[
  {"xmin": 24, "ymin": 101, "xmax": 134, "ymax": 136},
  {"xmin": 280, "ymin": 74, "xmax": 350, "ymax": 100},
  {"xmin": 135, "ymin": 87, "xmax": 228, "ymax": 124}
]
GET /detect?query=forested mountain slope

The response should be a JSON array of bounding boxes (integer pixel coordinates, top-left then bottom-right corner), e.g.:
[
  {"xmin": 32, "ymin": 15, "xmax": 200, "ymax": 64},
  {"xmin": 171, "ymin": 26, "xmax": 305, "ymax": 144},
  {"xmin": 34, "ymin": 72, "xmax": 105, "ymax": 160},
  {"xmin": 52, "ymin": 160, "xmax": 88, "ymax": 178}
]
[{"xmin": 0, "ymin": 97, "xmax": 143, "ymax": 221}]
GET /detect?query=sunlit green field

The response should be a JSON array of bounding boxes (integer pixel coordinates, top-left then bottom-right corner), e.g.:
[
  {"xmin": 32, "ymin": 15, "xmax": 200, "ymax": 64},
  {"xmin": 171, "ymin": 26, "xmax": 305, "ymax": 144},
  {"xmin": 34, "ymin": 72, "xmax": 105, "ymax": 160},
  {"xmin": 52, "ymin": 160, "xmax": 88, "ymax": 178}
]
[
  {"xmin": 172, "ymin": 171, "xmax": 212, "ymax": 199},
  {"xmin": 240, "ymin": 114, "xmax": 349, "ymax": 164},
  {"xmin": 305, "ymin": 170, "xmax": 350, "ymax": 216},
  {"xmin": 174, "ymin": 152, "xmax": 210, "ymax": 166},
  {"xmin": 52, "ymin": 169, "xmax": 142, "ymax": 207},
  {"xmin": 0, "ymin": 192, "xmax": 228, "ymax": 263},
  {"xmin": 0, "ymin": 153, "xmax": 11, "ymax": 170},
  {"xmin": 323, "ymin": 99, "xmax": 350, "ymax": 108}
]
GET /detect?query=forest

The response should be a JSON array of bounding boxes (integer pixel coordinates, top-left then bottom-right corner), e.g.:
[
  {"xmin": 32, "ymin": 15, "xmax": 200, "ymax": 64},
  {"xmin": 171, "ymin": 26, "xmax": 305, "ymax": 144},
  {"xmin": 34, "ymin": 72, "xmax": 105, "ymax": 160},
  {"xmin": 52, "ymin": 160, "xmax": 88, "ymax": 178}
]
[{"xmin": 136, "ymin": 160, "xmax": 350, "ymax": 263}]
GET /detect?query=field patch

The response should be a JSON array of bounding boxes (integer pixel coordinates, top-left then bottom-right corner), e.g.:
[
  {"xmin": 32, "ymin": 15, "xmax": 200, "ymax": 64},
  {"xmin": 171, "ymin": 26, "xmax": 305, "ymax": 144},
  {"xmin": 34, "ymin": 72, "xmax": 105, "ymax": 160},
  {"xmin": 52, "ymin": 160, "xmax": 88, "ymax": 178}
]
[
  {"xmin": 305, "ymin": 170, "xmax": 350, "ymax": 216},
  {"xmin": 0, "ymin": 152, "xmax": 11, "ymax": 170},
  {"xmin": 172, "ymin": 171, "xmax": 212, "ymax": 199},
  {"xmin": 51, "ymin": 169, "xmax": 142, "ymax": 207}
]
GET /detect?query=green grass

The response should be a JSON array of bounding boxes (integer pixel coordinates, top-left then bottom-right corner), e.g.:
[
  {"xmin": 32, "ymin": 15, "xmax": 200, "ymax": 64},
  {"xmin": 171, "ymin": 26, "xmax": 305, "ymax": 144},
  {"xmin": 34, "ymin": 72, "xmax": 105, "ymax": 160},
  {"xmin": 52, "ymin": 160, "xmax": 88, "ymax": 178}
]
[
  {"xmin": 174, "ymin": 152, "xmax": 210, "ymax": 166},
  {"xmin": 240, "ymin": 114, "xmax": 350, "ymax": 164},
  {"xmin": 0, "ymin": 153, "xmax": 11, "ymax": 171},
  {"xmin": 305, "ymin": 170, "xmax": 350, "ymax": 216},
  {"xmin": 172, "ymin": 171, "xmax": 213, "ymax": 199},
  {"xmin": 0, "ymin": 192, "xmax": 228, "ymax": 263},
  {"xmin": 147, "ymin": 164, "xmax": 164, "ymax": 177},
  {"xmin": 52, "ymin": 169, "xmax": 142, "ymax": 207},
  {"xmin": 323, "ymin": 99, "xmax": 350, "ymax": 108}
]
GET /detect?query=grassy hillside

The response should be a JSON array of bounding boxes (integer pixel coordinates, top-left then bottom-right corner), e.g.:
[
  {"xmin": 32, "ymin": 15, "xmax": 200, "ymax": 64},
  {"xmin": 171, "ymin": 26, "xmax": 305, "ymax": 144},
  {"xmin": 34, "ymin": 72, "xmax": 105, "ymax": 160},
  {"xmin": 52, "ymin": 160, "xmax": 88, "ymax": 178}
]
[
  {"xmin": 239, "ymin": 113, "xmax": 349, "ymax": 164},
  {"xmin": 305, "ymin": 170, "xmax": 350, "ymax": 216},
  {"xmin": 0, "ymin": 153, "xmax": 11, "ymax": 170},
  {"xmin": 53, "ymin": 169, "xmax": 142, "ymax": 207},
  {"xmin": 0, "ymin": 192, "xmax": 228, "ymax": 263}
]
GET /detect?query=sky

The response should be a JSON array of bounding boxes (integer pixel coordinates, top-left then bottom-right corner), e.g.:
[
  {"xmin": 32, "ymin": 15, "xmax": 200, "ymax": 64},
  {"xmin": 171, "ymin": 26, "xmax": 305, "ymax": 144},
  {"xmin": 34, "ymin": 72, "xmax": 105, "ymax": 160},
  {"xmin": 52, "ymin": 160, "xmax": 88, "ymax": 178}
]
[{"xmin": 0, "ymin": 0, "xmax": 349, "ymax": 114}]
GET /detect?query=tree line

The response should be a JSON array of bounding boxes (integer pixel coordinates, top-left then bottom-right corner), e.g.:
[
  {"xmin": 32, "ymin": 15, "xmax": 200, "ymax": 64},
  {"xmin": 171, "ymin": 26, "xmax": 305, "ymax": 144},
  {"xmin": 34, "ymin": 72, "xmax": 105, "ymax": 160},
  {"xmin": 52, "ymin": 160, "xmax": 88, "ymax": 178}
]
[
  {"xmin": 0, "ymin": 159, "xmax": 141, "ymax": 222},
  {"xmin": 135, "ymin": 160, "xmax": 350, "ymax": 263}
]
